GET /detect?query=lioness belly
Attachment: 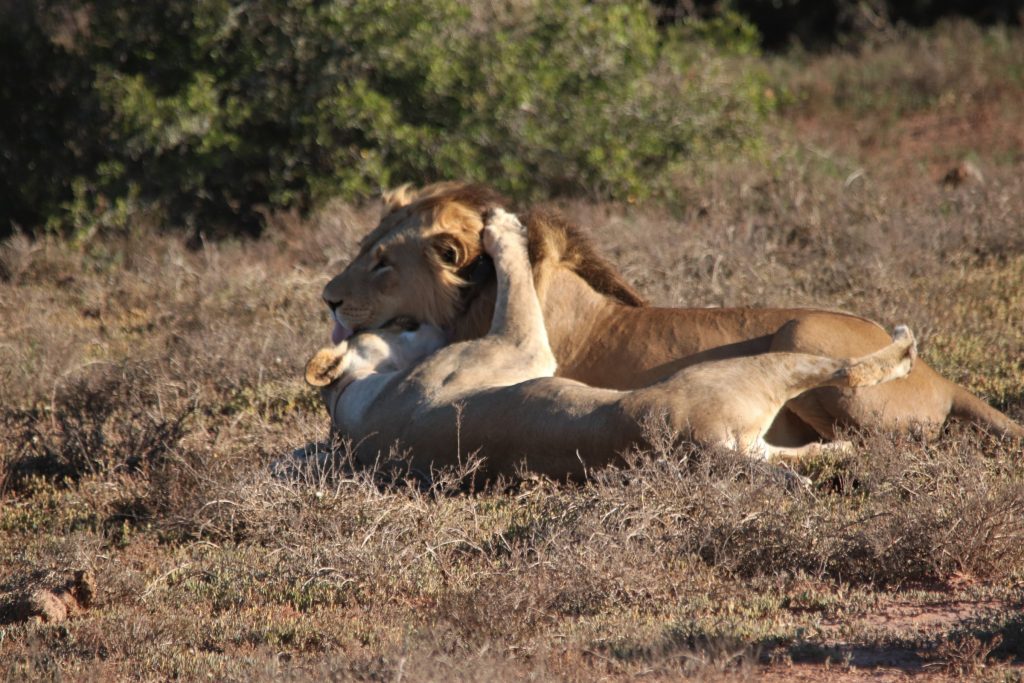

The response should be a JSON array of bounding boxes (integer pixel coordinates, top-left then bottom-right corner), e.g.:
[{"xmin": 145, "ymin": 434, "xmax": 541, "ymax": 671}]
[{"xmin": 350, "ymin": 380, "xmax": 640, "ymax": 481}]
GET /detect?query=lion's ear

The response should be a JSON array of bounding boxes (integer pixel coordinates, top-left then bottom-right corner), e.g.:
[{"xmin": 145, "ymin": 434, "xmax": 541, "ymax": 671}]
[
  {"xmin": 380, "ymin": 184, "xmax": 417, "ymax": 217},
  {"xmin": 429, "ymin": 234, "xmax": 472, "ymax": 270}
]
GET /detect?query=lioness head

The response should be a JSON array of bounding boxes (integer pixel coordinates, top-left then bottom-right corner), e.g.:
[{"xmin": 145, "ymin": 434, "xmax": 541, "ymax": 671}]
[
  {"xmin": 322, "ymin": 182, "xmax": 506, "ymax": 341},
  {"xmin": 305, "ymin": 318, "xmax": 447, "ymax": 388}
]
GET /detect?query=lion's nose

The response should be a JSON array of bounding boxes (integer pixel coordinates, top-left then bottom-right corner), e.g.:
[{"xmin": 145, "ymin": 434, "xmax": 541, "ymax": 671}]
[{"xmin": 322, "ymin": 272, "xmax": 346, "ymax": 311}]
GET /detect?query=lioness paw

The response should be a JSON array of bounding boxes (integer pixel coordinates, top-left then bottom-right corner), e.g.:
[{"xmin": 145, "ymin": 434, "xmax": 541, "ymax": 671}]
[
  {"xmin": 482, "ymin": 208, "xmax": 527, "ymax": 258},
  {"xmin": 305, "ymin": 346, "xmax": 346, "ymax": 387}
]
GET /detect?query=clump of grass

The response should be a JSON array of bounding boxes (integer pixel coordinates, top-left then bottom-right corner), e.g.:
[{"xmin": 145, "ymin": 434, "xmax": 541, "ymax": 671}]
[
  {"xmin": 3, "ymin": 365, "xmax": 191, "ymax": 494},
  {"xmin": 776, "ymin": 20, "xmax": 1024, "ymax": 119}
]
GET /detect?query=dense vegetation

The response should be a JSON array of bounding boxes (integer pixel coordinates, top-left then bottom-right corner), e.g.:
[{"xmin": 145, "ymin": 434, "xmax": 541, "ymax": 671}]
[
  {"xmin": 6, "ymin": 0, "xmax": 1018, "ymax": 240},
  {"xmin": 1, "ymin": 0, "xmax": 768, "ymax": 239}
]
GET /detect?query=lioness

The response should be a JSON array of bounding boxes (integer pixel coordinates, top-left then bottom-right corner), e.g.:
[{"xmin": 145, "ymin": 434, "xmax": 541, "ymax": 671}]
[
  {"xmin": 319, "ymin": 182, "xmax": 1023, "ymax": 445},
  {"xmin": 307, "ymin": 210, "xmax": 917, "ymax": 480}
]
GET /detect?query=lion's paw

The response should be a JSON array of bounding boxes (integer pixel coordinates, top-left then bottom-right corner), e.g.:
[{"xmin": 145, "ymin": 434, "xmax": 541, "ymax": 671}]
[{"xmin": 482, "ymin": 208, "xmax": 527, "ymax": 258}]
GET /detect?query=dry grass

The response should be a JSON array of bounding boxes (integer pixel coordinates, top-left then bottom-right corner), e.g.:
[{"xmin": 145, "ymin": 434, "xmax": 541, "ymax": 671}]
[{"xmin": 3, "ymin": 20, "xmax": 1024, "ymax": 681}]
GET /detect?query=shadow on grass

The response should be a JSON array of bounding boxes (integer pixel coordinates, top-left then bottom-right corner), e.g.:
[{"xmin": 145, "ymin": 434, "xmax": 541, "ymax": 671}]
[{"xmin": 596, "ymin": 599, "xmax": 1024, "ymax": 676}]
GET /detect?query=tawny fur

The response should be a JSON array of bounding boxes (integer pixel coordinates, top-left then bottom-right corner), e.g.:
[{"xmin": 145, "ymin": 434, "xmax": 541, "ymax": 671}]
[
  {"xmin": 312, "ymin": 210, "xmax": 919, "ymax": 482},
  {"xmin": 319, "ymin": 182, "xmax": 1024, "ymax": 443}
]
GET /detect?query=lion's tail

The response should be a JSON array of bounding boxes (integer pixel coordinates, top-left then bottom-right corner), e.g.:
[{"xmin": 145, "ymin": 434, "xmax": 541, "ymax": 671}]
[{"xmin": 949, "ymin": 383, "xmax": 1024, "ymax": 438}]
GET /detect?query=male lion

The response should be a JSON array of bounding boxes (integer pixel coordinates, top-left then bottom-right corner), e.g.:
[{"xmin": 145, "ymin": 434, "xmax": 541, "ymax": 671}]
[
  {"xmin": 320, "ymin": 182, "xmax": 1023, "ymax": 445},
  {"xmin": 307, "ymin": 210, "xmax": 918, "ymax": 480}
]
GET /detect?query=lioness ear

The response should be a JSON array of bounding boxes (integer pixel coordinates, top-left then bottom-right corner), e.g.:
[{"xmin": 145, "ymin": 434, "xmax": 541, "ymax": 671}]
[
  {"xmin": 380, "ymin": 184, "xmax": 417, "ymax": 218},
  {"xmin": 305, "ymin": 342, "xmax": 349, "ymax": 387},
  {"xmin": 429, "ymin": 234, "xmax": 470, "ymax": 269}
]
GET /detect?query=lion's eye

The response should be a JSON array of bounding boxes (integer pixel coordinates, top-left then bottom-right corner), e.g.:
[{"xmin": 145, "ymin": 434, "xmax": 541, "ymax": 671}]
[
  {"xmin": 372, "ymin": 258, "xmax": 390, "ymax": 272},
  {"xmin": 439, "ymin": 246, "xmax": 458, "ymax": 265}
]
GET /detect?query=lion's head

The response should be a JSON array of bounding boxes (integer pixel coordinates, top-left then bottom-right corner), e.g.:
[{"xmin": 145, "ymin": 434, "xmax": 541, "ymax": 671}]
[
  {"xmin": 322, "ymin": 182, "xmax": 505, "ymax": 341},
  {"xmin": 321, "ymin": 181, "xmax": 644, "ymax": 342}
]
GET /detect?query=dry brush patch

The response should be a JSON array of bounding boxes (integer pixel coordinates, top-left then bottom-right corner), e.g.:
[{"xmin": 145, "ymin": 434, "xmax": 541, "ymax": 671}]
[
  {"xmin": 3, "ymin": 203, "xmax": 1024, "ymax": 680},
  {"xmin": 4, "ymin": 44, "xmax": 1024, "ymax": 680}
]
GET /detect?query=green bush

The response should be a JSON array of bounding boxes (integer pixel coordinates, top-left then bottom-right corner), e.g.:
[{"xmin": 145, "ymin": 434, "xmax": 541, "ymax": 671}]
[{"xmin": 0, "ymin": 0, "xmax": 768, "ymax": 239}]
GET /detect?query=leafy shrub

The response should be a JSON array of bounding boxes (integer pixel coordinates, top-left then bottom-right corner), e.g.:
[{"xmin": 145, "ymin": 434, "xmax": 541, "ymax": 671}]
[{"xmin": 0, "ymin": 0, "xmax": 768, "ymax": 239}]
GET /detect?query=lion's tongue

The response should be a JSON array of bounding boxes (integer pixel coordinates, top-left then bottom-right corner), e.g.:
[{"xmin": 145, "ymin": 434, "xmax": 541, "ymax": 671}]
[{"xmin": 331, "ymin": 320, "xmax": 353, "ymax": 344}]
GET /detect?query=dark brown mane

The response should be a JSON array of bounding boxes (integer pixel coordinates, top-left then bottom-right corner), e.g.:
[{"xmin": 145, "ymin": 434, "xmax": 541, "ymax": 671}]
[{"xmin": 523, "ymin": 208, "xmax": 646, "ymax": 308}]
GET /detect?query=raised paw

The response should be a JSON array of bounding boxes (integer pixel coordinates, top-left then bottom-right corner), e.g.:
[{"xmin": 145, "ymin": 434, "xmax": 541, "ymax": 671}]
[{"xmin": 482, "ymin": 208, "xmax": 528, "ymax": 259}]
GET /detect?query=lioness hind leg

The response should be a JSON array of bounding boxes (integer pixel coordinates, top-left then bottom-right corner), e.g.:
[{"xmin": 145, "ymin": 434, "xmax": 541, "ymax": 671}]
[
  {"xmin": 759, "ymin": 326, "xmax": 916, "ymax": 443},
  {"xmin": 757, "ymin": 325, "xmax": 917, "ymax": 403},
  {"xmin": 686, "ymin": 326, "xmax": 915, "ymax": 466},
  {"xmin": 833, "ymin": 325, "xmax": 917, "ymax": 388},
  {"xmin": 757, "ymin": 439, "xmax": 853, "ymax": 465},
  {"xmin": 771, "ymin": 316, "xmax": 952, "ymax": 438}
]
